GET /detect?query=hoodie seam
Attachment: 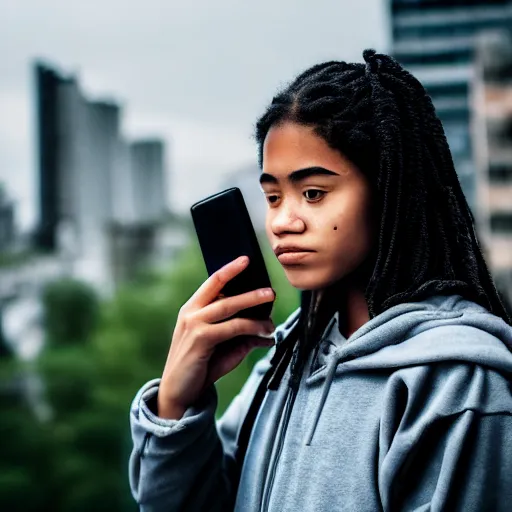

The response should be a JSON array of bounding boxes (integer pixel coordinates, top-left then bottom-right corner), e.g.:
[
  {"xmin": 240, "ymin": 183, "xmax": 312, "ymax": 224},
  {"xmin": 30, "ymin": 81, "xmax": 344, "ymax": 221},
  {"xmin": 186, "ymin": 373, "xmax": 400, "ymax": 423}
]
[{"xmin": 421, "ymin": 408, "xmax": 512, "ymax": 427}]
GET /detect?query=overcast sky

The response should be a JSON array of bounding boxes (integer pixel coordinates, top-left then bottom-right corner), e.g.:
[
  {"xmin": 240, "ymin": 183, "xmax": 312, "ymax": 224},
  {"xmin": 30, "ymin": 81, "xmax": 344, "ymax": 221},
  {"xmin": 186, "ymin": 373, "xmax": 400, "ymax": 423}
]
[{"xmin": 1, "ymin": 0, "xmax": 390, "ymax": 230}]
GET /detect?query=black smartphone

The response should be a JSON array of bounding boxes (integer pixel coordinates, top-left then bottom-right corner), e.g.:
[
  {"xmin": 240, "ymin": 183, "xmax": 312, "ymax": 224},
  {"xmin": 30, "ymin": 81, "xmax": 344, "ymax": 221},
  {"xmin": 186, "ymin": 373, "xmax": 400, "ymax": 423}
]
[{"xmin": 190, "ymin": 187, "xmax": 273, "ymax": 320}]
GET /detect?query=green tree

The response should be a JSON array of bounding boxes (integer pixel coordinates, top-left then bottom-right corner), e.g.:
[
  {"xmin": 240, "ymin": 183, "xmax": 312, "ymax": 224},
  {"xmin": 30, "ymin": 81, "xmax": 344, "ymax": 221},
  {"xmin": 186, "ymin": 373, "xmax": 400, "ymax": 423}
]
[
  {"xmin": 0, "ymin": 355, "xmax": 56, "ymax": 510},
  {"xmin": 42, "ymin": 278, "xmax": 100, "ymax": 347},
  {"xmin": 1, "ymin": 233, "xmax": 299, "ymax": 510}
]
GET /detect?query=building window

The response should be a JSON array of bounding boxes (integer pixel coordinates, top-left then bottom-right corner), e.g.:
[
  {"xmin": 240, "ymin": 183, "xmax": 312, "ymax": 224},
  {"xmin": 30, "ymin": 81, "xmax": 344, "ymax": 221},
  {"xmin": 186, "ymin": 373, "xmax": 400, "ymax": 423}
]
[
  {"xmin": 489, "ymin": 164, "xmax": 512, "ymax": 184},
  {"xmin": 426, "ymin": 83, "xmax": 468, "ymax": 98},
  {"xmin": 393, "ymin": 0, "xmax": 509, "ymax": 12},
  {"xmin": 394, "ymin": 18, "xmax": 509, "ymax": 40},
  {"xmin": 437, "ymin": 108, "xmax": 470, "ymax": 123},
  {"xmin": 396, "ymin": 48, "xmax": 472, "ymax": 66},
  {"xmin": 490, "ymin": 212, "xmax": 512, "ymax": 233}
]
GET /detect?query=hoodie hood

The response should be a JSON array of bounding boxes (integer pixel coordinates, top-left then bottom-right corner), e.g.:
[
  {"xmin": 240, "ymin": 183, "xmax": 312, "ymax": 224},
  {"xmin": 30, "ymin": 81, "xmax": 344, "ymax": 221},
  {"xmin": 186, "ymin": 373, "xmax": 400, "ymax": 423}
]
[{"xmin": 299, "ymin": 294, "xmax": 512, "ymax": 445}]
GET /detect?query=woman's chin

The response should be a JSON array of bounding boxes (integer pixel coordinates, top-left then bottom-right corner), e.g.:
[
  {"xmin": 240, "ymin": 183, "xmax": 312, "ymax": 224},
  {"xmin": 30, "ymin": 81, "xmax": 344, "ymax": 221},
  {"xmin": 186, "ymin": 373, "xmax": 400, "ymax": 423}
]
[{"xmin": 285, "ymin": 270, "xmax": 335, "ymax": 291}]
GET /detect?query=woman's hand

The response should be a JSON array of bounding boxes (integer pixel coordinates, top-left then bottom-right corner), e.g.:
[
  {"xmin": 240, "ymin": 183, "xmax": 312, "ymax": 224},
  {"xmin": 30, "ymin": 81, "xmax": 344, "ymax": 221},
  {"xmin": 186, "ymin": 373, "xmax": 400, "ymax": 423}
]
[{"xmin": 157, "ymin": 256, "xmax": 275, "ymax": 419}]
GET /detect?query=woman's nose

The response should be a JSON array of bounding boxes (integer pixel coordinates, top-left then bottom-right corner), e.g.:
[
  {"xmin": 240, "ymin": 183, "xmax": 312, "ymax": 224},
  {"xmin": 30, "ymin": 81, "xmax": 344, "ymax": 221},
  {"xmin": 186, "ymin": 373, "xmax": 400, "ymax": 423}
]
[{"xmin": 270, "ymin": 204, "xmax": 305, "ymax": 235}]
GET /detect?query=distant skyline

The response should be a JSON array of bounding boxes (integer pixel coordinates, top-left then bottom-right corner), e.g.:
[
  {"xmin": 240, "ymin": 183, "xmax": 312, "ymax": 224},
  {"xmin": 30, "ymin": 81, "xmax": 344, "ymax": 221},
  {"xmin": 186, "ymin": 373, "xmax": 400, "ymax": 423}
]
[{"xmin": 1, "ymin": 0, "xmax": 390, "ymax": 230}]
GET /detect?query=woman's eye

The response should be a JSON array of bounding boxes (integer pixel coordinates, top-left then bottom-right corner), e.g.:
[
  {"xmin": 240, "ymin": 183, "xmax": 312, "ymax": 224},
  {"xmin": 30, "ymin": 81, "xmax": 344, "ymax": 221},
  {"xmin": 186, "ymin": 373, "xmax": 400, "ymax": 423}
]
[
  {"xmin": 266, "ymin": 195, "xmax": 279, "ymax": 204},
  {"xmin": 304, "ymin": 189, "xmax": 325, "ymax": 201}
]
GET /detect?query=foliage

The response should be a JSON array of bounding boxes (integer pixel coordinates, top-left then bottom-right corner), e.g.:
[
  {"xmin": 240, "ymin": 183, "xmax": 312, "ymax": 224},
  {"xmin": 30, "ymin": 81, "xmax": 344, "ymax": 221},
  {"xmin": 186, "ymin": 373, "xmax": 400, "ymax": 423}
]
[
  {"xmin": 0, "ymin": 234, "xmax": 299, "ymax": 510},
  {"xmin": 0, "ymin": 249, "xmax": 43, "ymax": 270},
  {"xmin": 0, "ymin": 361, "xmax": 56, "ymax": 510},
  {"xmin": 42, "ymin": 278, "xmax": 100, "ymax": 346}
]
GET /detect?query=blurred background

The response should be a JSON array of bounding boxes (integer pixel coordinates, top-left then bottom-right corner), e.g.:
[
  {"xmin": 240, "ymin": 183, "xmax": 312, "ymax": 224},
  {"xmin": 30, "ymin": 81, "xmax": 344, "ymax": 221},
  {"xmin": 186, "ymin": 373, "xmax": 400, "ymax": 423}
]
[{"xmin": 1, "ymin": 0, "xmax": 511, "ymax": 509}]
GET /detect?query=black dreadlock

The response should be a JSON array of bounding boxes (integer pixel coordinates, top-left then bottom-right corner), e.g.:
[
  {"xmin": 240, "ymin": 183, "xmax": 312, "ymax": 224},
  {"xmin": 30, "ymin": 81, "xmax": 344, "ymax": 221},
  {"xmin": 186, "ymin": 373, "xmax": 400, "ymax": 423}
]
[{"xmin": 255, "ymin": 49, "xmax": 512, "ymax": 386}]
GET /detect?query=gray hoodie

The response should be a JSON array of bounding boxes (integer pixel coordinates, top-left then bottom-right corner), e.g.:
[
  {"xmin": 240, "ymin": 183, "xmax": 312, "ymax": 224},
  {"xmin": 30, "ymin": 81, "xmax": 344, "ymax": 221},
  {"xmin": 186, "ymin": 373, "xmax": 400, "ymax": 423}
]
[{"xmin": 129, "ymin": 294, "xmax": 512, "ymax": 511}]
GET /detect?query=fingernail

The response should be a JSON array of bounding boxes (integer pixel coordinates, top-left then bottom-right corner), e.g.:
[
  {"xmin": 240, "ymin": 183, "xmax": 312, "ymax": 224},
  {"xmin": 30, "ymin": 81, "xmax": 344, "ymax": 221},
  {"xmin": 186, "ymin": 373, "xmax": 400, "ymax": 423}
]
[
  {"xmin": 238, "ymin": 256, "xmax": 249, "ymax": 265},
  {"xmin": 259, "ymin": 288, "xmax": 274, "ymax": 297}
]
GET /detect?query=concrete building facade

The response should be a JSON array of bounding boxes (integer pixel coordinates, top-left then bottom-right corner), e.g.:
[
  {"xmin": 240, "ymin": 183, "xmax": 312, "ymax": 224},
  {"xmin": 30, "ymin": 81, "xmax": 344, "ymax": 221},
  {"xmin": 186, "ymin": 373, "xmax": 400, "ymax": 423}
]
[
  {"xmin": 391, "ymin": 0, "xmax": 512, "ymax": 213},
  {"xmin": 0, "ymin": 186, "xmax": 16, "ymax": 252},
  {"xmin": 472, "ymin": 30, "xmax": 512, "ymax": 304},
  {"xmin": 129, "ymin": 140, "xmax": 167, "ymax": 223},
  {"xmin": 33, "ymin": 61, "xmax": 170, "ymax": 290}
]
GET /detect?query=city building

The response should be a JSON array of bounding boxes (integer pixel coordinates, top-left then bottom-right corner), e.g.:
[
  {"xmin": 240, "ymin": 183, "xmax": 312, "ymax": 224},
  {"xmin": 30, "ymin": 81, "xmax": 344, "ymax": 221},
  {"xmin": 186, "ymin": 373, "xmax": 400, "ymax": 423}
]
[
  {"xmin": 129, "ymin": 139, "xmax": 167, "ymax": 222},
  {"xmin": 0, "ymin": 185, "xmax": 16, "ymax": 252},
  {"xmin": 33, "ymin": 63, "xmax": 70, "ymax": 251},
  {"xmin": 34, "ymin": 63, "xmax": 120, "ymax": 255},
  {"xmin": 105, "ymin": 138, "xmax": 173, "ymax": 285},
  {"xmin": 391, "ymin": 0, "xmax": 512, "ymax": 212},
  {"xmin": 472, "ymin": 30, "xmax": 512, "ymax": 305},
  {"xmin": 32, "ymin": 60, "xmax": 171, "ymax": 290}
]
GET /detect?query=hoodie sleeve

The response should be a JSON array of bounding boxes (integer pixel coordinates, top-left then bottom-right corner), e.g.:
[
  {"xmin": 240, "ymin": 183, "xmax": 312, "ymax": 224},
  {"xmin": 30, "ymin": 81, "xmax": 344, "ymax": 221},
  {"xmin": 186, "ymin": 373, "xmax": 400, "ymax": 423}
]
[
  {"xmin": 378, "ymin": 362, "xmax": 512, "ymax": 512},
  {"xmin": 128, "ymin": 349, "xmax": 273, "ymax": 511}
]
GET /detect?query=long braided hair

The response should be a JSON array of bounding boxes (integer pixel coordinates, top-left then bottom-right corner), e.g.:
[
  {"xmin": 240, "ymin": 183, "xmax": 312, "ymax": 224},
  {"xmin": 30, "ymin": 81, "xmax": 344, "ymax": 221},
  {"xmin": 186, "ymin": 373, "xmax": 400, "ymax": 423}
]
[{"xmin": 255, "ymin": 49, "xmax": 511, "ymax": 383}]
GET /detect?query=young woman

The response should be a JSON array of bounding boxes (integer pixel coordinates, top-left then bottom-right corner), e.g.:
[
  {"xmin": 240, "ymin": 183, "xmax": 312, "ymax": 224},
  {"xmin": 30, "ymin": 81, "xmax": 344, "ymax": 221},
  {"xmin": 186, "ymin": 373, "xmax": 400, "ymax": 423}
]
[{"xmin": 129, "ymin": 50, "xmax": 512, "ymax": 511}]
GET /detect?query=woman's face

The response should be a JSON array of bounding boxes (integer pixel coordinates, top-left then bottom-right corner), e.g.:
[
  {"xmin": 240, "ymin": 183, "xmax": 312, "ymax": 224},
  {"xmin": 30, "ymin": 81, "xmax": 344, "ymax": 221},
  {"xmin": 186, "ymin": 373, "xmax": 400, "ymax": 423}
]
[{"xmin": 261, "ymin": 121, "xmax": 376, "ymax": 291}]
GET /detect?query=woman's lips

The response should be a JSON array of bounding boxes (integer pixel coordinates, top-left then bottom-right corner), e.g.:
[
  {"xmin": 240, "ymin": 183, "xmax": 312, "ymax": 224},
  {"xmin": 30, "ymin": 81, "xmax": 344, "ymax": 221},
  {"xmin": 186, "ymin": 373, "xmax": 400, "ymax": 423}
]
[{"xmin": 277, "ymin": 251, "xmax": 314, "ymax": 264}]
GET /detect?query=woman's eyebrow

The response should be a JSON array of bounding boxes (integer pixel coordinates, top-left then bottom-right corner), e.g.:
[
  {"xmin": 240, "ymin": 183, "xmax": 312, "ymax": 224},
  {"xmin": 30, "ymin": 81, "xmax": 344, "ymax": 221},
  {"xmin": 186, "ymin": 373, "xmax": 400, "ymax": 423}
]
[{"xmin": 259, "ymin": 166, "xmax": 339, "ymax": 185}]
